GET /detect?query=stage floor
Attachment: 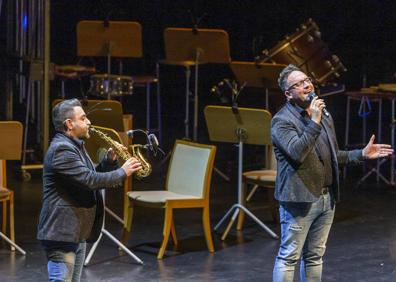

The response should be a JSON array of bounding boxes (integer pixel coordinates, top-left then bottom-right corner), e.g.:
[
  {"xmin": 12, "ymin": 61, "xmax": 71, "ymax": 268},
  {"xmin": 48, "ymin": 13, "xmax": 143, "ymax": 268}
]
[{"xmin": 1, "ymin": 164, "xmax": 396, "ymax": 282}]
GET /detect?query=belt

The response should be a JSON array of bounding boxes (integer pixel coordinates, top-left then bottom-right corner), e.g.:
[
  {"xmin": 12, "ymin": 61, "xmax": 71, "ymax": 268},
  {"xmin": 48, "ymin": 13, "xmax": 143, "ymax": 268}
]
[{"xmin": 321, "ymin": 187, "xmax": 329, "ymax": 195}]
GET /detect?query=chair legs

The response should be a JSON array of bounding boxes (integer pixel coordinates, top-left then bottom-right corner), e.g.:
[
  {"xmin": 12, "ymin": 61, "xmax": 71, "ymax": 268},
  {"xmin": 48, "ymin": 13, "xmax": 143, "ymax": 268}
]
[
  {"xmin": 121, "ymin": 202, "xmax": 134, "ymax": 245},
  {"xmin": 158, "ymin": 207, "xmax": 173, "ymax": 259},
  {"xmin": 202, "ymin": 206, "xmax": 214, "ymax": 252},
  {"xmin": 170, "ymin": 220, "xmax": 178, "ymax": 246},
  {"xmin": 123, "ymin": 200, "xmax": 213, "ymax": 259},
  {"xmin": 10, "ymin": 192, "xmax": 15, "ymax": 251},
  {"xmin": 2, "ymin": 198, "xmax": 6, "ymax": 234},
  {"xmin": 1, "ymin": 192, "xmax": 15, "ymax": 251},
  {"xmin": 246, "ymin": 184, "xmax": 260, "ymax": 202}
]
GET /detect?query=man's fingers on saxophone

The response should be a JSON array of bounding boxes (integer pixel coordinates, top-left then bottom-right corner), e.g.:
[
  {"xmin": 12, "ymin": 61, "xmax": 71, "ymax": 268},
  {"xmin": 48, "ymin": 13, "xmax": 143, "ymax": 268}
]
[
  {"xmin": 130, "ymin": 158, "xmax": 142, "ymax": 171},
  {"xmin": 129, "ymin": 158, "xmax": 142, "ymax": 172},
  {"xmin": 122, "ymin": 158, "xmax": 142, "ymax": 176}
]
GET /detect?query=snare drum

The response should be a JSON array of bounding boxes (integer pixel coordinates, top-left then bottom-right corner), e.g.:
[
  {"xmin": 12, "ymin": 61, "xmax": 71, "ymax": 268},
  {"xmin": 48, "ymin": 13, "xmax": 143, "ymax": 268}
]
[
  {"xmin": 89, "ymin": 74, "xmax": 134, "ymax": 97},
  {"xmin": 261, "ymin": 19, "xmax": 346, "ymax": 85}
]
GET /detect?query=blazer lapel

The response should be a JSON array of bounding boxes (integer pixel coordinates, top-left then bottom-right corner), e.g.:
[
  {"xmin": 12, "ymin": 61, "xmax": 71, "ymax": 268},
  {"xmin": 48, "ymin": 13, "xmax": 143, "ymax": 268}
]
[{"xmin": 320, "ymin": 116, "xmax": 337, "ymax": 162}]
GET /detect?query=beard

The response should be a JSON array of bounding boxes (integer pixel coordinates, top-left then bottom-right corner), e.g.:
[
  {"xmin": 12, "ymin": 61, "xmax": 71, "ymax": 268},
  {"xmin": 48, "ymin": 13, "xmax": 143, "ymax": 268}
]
[
  {"xmin": 77, "ymin": 128, "xmax": 90, "ymax": 140},
  {"xmin": 293, "ymin": 96, "xmax": 311, "ymax": 109}
]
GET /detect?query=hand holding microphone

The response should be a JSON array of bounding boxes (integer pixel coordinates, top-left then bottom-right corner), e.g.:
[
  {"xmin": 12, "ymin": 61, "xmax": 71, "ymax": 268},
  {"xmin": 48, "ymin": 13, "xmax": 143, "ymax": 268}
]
[{"xmin": 308, "ymin": 92, "xmax": 329, "ymax": 123}]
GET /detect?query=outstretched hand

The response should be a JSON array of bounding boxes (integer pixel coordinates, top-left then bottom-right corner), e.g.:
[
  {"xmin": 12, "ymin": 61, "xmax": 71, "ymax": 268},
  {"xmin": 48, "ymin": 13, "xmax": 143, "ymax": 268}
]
[{"xmin": 362, "ymin": 135, "xmax": 394, "ymax": 159}]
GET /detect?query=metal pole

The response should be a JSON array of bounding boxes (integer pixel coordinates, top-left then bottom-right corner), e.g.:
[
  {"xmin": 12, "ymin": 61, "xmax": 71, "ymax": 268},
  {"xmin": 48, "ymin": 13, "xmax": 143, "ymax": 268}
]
[
  {"xmin": 185, "ymin": 66, "xmax": 191, "ymax": 139},
  {"xmin": 193, "ymin": 50, "xmax": 200, "ymax": 141},
  {"xmin": 43, "ymin": 0, "xmax": 50, "ymax": 153}
]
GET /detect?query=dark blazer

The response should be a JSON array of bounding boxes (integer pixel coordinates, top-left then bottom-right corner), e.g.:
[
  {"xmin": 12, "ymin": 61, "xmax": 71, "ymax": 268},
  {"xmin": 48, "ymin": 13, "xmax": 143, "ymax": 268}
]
[
  {"xmin": 271, "ymin": 102, "xmax": 363, "ymax": 203},
  {"xmin": 37, "ymin": 133, "xmax": 126, "ymax": 243}
]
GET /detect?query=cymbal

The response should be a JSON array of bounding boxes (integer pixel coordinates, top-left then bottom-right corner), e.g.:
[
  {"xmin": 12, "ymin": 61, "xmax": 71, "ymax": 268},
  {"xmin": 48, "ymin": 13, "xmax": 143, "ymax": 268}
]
[
  {"xmin": 54, "ymin": 65, "xmax": 96, "ymax": 79},
  {"xmin": 158, "ymin": 59, "xmax": 206, "ymax": 66}
]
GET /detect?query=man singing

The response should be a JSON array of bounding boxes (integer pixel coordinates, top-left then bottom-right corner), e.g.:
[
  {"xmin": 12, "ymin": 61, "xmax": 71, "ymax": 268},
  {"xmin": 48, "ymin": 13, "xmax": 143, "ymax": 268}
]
[
  {"xmin": 271, "ymin": 64, "xmax": 393, "ymax": 281},
  {"xmin": 37, "ymin": 99, "xmax": 142, "ymax": 282}
]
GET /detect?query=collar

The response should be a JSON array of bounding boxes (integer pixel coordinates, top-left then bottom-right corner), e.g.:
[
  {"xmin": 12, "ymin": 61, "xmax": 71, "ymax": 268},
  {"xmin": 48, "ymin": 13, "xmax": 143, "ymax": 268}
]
[
  {"xmin": 288, "ymin": 101, "xmax": 309, "ymax": 117},
  {"xmin": 59, "ymin": 132, "xmax": 85, "ymax": 149}
]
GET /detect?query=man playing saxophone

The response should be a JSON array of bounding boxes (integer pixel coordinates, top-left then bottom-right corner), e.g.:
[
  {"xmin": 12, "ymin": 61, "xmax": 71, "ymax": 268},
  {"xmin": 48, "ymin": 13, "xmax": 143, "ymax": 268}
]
[{"xmin": 37, "ymin": 98, "xmax": 141, "ymax": 282}]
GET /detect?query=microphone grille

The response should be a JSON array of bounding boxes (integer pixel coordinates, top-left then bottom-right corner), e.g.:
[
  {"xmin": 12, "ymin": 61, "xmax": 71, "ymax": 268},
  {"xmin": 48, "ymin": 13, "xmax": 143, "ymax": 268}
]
[{"xmin": 148, "ymin": 134, "xmax": 159, "ymax": 146}]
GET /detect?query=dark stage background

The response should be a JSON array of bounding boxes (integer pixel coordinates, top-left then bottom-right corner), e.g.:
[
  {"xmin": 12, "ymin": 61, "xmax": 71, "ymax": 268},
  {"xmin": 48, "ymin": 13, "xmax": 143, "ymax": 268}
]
[
  {"xmin": 1, "ymin": 0, "xmax": 396, "ymax": 168},
  {"xmin": 49, "ymin": 0, "xmax": 396, "ymax": 86}
]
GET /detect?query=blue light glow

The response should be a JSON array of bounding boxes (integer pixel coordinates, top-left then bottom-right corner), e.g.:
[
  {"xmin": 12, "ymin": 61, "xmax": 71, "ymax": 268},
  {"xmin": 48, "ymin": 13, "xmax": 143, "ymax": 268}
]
[{"xmin": 23, "ymin": 14, "xmax": 28, "ymax": 30}]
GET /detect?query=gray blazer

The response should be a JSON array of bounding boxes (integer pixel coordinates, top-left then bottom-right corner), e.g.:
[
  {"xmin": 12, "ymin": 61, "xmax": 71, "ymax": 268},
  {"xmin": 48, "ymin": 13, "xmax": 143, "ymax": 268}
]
[
  {"xmin": 37, "ymin": 133, "xmax": 126, "ymax": 243},
  {"xmin": 271, "ymin": 102, "xmax": 363, "ymax": 203}
]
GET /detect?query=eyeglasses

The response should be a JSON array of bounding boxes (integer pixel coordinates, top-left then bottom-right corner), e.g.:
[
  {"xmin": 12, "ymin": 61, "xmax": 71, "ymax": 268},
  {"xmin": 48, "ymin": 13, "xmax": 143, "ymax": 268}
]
[{"xmin": 286, "ymin": 77, "xmax": 312, "ymax": 91}]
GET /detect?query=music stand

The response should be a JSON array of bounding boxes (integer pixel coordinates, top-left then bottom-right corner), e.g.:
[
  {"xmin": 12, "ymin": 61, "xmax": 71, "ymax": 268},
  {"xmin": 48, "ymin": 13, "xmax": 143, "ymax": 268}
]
[
  {"xmin": 162, "ymin": 28, "xmax": 231, "ymax": 141},
  {"xmin": 76, "ymin": 20, "xmax": 142, "ymax": 99},
  {"xmin": 83, "ymin": 125, "xmax": 143, "ymax": 265},
  {"xmin": 204, "ymin": 106, "xmax": 278, "ymax": 240},
  {"xmin": 230, "ymin": 61, "xmax": 285, "ymax": 108}
]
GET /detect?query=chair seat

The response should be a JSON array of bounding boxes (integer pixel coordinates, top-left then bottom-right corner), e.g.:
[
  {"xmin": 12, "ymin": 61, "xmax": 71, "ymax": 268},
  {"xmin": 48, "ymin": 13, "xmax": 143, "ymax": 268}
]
[
  {"xmin": 0, "ymin": 187, "xmax": 11, "ymax": 197},
  {"xmin": 243, "ymin": 170, "xmax": 277, "ymax": 181},
  {"xmin": 127, "ymin": 190, "xmax": 200, "ymax": 204}
]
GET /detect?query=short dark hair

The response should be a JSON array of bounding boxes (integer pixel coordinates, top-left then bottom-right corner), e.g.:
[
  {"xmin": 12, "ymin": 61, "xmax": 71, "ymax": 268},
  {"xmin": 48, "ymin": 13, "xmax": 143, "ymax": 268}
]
[
  {"xmin": 52, "ymin": 98, "xmax": 82, "ymax": 132},
  {"xmin": 278, "ymin": 64, "xmax": 302, "ymax": 92}
]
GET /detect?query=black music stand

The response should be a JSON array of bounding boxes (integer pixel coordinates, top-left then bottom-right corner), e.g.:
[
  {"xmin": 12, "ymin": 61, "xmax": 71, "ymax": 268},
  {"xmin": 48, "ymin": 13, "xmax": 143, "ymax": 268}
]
[
  {"xmin": 83, "ymin": 125, "xmax": 143, "ymax": 265},
  {"xmin": 204, "ymin": 106, "xmax": 278, "ymax": 240},
  {"xmin": 76, "ymin": 20, "xmax": 142, "ymax": 99},
  {"xmin": 230, "ymin": 61, "xmax": 285, "ymax": 109},
  {"xmin": 162, "ymin": 28, "xmax": 231, "ymax": 141}
]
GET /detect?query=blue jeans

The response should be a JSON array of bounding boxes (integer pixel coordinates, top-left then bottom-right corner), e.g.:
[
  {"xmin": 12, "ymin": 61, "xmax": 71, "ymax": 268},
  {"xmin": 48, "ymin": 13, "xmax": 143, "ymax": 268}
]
[
  {"xmin": 273, "ymin": 193, "xmax": 335, "ymax": 282},
  {"xmin": 45, "ymin": 242, "xmax": 86, "ymax": 282}
]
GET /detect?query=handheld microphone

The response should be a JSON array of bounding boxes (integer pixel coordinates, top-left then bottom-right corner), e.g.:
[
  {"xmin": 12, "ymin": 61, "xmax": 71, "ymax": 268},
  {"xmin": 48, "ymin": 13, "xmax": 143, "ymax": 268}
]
[{"xmin": 308, "ymin": 92, "xmax": 330, "ymax": 117}]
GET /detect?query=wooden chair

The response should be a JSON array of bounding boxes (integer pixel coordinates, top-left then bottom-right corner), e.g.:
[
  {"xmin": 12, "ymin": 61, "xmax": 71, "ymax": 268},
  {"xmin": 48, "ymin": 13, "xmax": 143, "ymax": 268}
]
[
  {"xmin": 122, "ymin": 140, "xmax": 216, "ymax": 259},
  {"xmin": 0, "ymin": 121, "xmax": 26, "ymax": 254}
]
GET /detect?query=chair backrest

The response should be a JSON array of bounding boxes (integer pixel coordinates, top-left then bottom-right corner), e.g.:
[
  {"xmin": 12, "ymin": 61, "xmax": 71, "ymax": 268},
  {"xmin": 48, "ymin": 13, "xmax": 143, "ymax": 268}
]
[
  {"xmin": 265, "ymin": 145, "xmax": 277, "ymax": 170},
  {"xmin": 166, "ymin": 140, "xmax": 216, "ymax": 199},
  {"xmin": 0, "ymin": 121, "xmax": 23, "ymax": 188},
  {"xmin": 0, "ymin": 121, "xmax": 23, "ymax": 160},
  {"xmin": 52, "ymin": 99, "xmax": 125, "ymax": 132}
]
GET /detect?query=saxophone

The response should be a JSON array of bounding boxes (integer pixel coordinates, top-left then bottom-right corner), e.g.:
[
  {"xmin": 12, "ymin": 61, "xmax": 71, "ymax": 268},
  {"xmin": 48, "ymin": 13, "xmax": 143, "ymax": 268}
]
[{"xmin": 89, "ymin": 126, "xmax": 152, "ymax": 178}]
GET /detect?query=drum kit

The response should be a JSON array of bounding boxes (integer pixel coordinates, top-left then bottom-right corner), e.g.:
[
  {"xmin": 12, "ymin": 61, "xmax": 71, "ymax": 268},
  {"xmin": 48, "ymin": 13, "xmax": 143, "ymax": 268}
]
[
  {"xmin": 55, "ymin": 18, "xmax": 344, "ymax": 99},
  {"xmin": 89, "ymin": 74, "xmax": 134, "ymax": 97},
  {"xmin": 256, "ymin": 18, "xmax": 346, "ymax": 86},
  {"xmin": 54, "ymin": 65, "xmax": 134, "ymax": 98}
]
